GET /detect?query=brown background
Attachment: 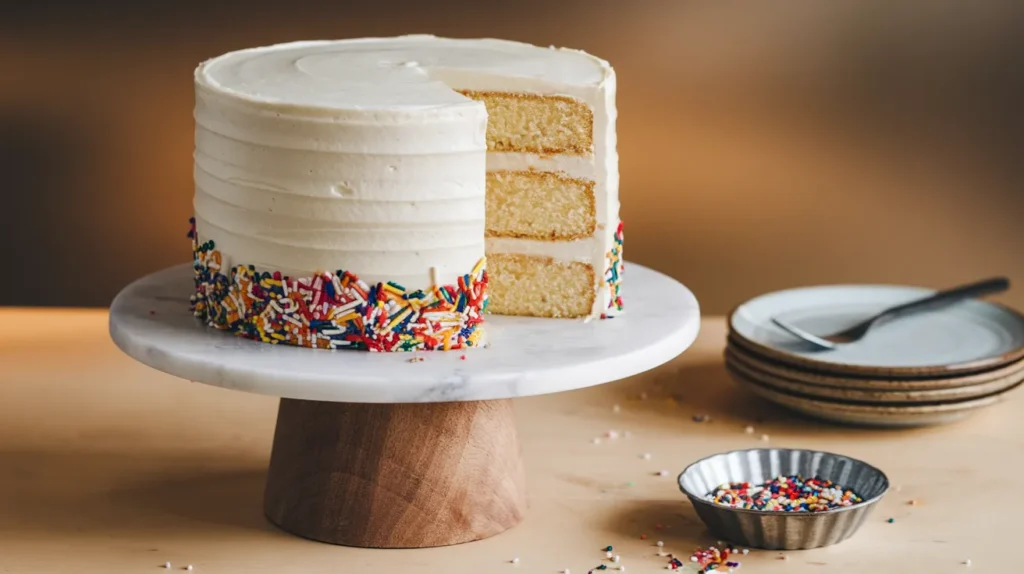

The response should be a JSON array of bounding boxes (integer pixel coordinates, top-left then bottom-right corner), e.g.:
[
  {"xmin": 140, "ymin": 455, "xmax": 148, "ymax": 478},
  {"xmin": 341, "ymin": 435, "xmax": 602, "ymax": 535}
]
[{"xmin": 2, "ymin": 0, "xmax": 1022, "ymax": 314}]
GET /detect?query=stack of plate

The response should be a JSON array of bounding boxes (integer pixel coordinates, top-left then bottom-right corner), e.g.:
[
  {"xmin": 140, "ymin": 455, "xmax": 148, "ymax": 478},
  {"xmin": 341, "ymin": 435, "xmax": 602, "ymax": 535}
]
[{"xmin": 727, "ymin": 285, "xmax": 1024, "ymax": 427}]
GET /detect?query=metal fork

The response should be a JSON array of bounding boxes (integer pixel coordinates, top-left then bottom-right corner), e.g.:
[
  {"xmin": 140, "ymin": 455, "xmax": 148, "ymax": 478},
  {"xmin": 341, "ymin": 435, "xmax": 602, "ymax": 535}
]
[{"xmin": 771, "ymin": 277, "xmax": 1011, "ymax": 350}]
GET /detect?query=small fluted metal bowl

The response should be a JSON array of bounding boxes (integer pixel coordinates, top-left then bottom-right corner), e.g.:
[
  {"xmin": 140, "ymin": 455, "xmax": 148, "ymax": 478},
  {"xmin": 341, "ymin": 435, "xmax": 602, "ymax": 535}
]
[{"xmin": 678, "ymin": 448, "xmax": 889, "ymax": 550}]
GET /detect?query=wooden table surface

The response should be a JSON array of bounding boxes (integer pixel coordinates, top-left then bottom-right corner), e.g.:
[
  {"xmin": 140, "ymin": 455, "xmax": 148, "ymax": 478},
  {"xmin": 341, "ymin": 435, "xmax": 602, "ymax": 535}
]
[{"xmin": 1, "ymin": 309, "xmax": 1017, "ymax": 573}]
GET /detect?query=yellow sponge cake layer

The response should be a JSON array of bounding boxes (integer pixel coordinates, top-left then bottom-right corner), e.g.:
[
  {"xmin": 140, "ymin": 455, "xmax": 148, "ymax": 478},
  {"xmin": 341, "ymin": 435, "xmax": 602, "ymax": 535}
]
[
  {"xmin": 486, "ymin": 253, "xmax": 595, "ymax": 318},
  {"xmin": 485, "ymin": 170, "xmax": 596, "ymax": 241},
  {"xmin": 458, "ymin": 91, "xmax": 593, "ymax": 156}
]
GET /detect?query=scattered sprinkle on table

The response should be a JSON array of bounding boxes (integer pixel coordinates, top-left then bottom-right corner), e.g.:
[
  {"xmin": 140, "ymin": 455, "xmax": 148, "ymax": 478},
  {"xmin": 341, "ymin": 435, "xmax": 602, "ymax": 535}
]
[
  {"xmin": 887, "ymin": 517, "xmax": 896, "ymax": 523},
  {"xmin": 964, "ymin": 558, "xmax": 972, "ymax": 567},
  {"xmin": 612, "ymin": 555, "xmax": 620, "ymax": 562},
  {"xmin": 760, "ymin": 434, "xmax": 770, "ymax": 441},
  {"xmin": 460, "ymin": 354, "xmax": 467, "ymax": 360},
  {"xmin": 744, "ymin": 425, "xmax": 755, "ymax": 434},
  {"xmin": 692, "ymin": 414, "xmax": 711, "ymax": 423},
  {"xmin": 684, "ymin": 545, "xmax": 742, "ymax": 573},
  {"xmin": 640, "ymin": 534, "xmax": 648, "ymax": 540},
  {"xmin": 605, "ymin": 551, "xmax": 613, "ymax": 558},
  {"xmin": 779, "ymin": 554, "xmax": 789, "ymax": 561},
  {"xmin": 186, "ymin": 566, "xmax": 193, "ymax": 571},
  {"xmin": 908, "ymin": 499, "xmax": 919, "ymax": 506},
  {"xmin": 657, "ymin": 470, "xmax": 670, "ymax": 477},
  {"xmin": 592, "ymin": 438, "xmax": 602, "ymax": 445},
  {"xmin": 708, "ymin": 475, "xmax": 863, "ymax": 511},
  {"xmin": 163, "ymin": 563, "xmax": 171, "ymax": 569},
  {"xmin": 606, "ymin": 430, "xmax": 620, "ymax": 439},
  {"xmin": 511, "ymin": 557, "xmax": 519, "ymax": 564},
  {"xmin": 642, "ymin": 453, "xmax": 652, "ymax": 460},
  {"xmin": 407, "ymin": 357, "xmax": 424, "ymax": 363},
  {"xmin": 656, "ymin": 541, "xmax": 664, "ymax": 547}
]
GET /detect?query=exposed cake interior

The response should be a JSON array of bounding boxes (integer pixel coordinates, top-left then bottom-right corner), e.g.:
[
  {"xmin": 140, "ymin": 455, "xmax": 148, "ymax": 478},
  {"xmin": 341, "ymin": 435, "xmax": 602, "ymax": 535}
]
[{"xmin": 457, "ymin": 89, "xmax": 621, "ymax": 319}]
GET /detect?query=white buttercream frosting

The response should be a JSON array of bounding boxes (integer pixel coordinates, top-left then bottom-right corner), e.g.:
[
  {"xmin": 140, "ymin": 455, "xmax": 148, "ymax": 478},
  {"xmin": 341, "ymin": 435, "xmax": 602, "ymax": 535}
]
[{"xmin": 193, "ymin": 35, "xmax": 618, "ymax": 312}]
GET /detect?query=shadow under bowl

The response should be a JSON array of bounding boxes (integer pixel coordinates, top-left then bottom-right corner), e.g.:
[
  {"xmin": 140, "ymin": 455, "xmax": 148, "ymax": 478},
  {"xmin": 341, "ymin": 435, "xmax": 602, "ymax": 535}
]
[{"xmin": 678, "ymin": 448, "xmax": 889, "ymax": 550}]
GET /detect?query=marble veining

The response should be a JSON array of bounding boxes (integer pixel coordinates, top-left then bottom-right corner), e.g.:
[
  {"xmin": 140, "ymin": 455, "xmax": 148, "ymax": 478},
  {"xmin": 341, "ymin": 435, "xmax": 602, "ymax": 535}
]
[{"xmin": 108, "ymin": 263, "xmax": 700, "ymax": 403}]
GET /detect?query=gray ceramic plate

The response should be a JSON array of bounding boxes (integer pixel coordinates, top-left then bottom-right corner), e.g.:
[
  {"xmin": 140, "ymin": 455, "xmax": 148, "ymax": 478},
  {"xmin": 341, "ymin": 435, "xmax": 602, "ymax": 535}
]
[
  {"xmin": 727, "ymin": 366, "xmax": 1019, "ymax": 427},
  {"xmin": 726, "ymin": 337, "xmax": 1024, "ymax": 390},
  {"xmin": 726, "ymin": 349, "xmax": 1024, "ymax": 404},
  {"xmin": 729, "ymin": 285, "xmax": 1024, "ymax": 377}
]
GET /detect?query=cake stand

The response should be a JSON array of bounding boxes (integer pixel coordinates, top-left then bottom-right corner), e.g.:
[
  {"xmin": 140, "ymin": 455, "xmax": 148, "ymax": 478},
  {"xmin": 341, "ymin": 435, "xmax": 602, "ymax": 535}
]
[{"xmin": 109, "ymin": 263, "xmax": 700, "ymax": 548}]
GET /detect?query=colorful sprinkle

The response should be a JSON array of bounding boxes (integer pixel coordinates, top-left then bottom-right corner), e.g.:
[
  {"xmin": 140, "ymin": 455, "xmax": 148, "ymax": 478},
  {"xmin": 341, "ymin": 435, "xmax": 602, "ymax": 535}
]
[
  {"xmin": 601, "ymin": 221, "xmax": 624, "ymax": 317},
  {"xmin": 692, "ymin": 414, "xmax": 711, "ymax": 423},
  {"xmin": 686, "ymin": 545, "xmax": 743, "ymax": 573},
  {"xmin": 887, "ymin": 517, "xmax": 896, "ymax": 523},
  {"xmin": 188, "ymin": 218, "xmax": 486, "ymax": 352},
  {"xmin": 708, "ymin": 475, "xmax": 863, "ymax": 512}
]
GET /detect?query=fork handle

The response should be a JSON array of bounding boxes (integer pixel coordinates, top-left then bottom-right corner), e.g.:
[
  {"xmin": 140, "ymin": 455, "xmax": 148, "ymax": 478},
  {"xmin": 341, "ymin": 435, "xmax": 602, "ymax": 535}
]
[{"xmin": 878, "ymin": 277, "xmax": 1011, "ymax": 324}]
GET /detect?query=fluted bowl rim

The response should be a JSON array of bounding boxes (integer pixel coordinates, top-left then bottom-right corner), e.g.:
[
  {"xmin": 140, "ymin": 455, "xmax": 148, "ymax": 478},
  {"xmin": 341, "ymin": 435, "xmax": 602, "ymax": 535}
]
[{"xmin": 678, "ymin": 447, "xmax": 890, "ymax": 517}]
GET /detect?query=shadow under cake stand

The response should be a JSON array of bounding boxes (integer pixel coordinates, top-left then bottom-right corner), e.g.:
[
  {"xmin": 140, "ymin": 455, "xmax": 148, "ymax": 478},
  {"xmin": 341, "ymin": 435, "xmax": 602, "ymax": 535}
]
[{"xmin": 109, "ymin": 263, "xmax": 700, "ymax": 548}]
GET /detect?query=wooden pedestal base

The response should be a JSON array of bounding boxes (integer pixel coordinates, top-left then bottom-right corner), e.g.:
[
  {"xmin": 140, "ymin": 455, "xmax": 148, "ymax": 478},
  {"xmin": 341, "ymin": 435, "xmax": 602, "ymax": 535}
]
[{"xmin": 263, "ymin": 398, "xmax": 528, "ymax": 548}]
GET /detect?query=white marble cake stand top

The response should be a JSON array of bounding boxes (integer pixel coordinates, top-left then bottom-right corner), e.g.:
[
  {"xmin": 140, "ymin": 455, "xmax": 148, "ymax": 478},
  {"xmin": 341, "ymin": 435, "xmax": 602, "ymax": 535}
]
[{"xmin": 109, "ymin": 263, "xmax": 700, "ymax": 403}]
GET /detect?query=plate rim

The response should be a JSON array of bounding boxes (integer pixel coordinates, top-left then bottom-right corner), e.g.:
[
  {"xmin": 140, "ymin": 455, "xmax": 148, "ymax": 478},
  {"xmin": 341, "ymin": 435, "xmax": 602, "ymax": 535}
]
[
  {"xmin": 730, "ymin": 370, "xmax": 983, "ymax": 427},
  {"xmin": 727, "ymin": 285, "xmax": 1024, "ymax": 377},
  {"xmin": 727, "ymin": 363, "xmax": 1018, "ymax": 414},
  {"xmin": 725, "ymin": 338, "xmax": 1024, "ymax": 389},
  {"xmin": 726, "ymin": 349, "xmax": 1024, "ymax": 404}
]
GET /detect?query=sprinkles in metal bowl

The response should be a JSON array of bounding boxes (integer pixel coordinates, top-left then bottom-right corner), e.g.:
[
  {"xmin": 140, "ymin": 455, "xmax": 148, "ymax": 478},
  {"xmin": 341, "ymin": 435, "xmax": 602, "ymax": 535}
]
[{"xmin": 708, "ymin": 475, "xmax": 863, "ymax": 512}]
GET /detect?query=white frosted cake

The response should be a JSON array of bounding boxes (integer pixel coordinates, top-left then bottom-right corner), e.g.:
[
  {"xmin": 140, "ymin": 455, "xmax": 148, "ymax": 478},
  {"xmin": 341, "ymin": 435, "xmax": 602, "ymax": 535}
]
[{"xmin": 189, "ymin": 35, "xmax": 622, "ymax": 352}]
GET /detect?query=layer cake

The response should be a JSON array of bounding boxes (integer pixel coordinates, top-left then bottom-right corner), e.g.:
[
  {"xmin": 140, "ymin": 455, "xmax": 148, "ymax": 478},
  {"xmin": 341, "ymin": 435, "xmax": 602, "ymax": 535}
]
[{"xmin": 190, "ymin": 35, "xmax": 622, "ymax": 351}]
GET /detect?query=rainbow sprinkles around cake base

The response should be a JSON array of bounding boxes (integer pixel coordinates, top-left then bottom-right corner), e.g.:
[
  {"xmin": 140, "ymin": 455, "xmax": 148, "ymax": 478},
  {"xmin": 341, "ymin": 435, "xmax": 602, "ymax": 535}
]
[{"xmin": 189, "ymin": 219, "xmax": 487, "ymax": 352}]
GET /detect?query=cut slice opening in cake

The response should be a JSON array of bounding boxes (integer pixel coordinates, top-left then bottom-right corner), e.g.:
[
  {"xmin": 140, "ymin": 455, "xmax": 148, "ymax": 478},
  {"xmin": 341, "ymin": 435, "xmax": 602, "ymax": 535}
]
[{"xmin": 457, "ymin": 85, "xmax": 620, "ymax": 320}]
